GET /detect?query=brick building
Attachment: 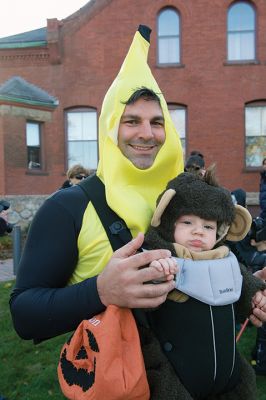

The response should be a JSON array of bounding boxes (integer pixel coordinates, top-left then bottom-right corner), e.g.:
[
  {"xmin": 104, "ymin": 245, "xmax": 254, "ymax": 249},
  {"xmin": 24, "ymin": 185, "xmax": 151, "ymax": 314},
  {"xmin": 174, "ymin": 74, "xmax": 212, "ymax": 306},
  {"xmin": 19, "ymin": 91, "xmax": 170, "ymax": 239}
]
[{"xmin": 0, "ymin": 0, "xmax": 265, "ymax": 203}]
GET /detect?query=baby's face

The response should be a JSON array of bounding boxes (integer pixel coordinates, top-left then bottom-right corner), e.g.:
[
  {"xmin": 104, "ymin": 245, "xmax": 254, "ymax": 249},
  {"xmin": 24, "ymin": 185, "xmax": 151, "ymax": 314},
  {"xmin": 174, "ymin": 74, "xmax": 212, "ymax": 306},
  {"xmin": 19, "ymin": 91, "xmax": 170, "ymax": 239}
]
[{"xmin": 174, "ymin": 214, "xmax": 217, "ymax": 252}]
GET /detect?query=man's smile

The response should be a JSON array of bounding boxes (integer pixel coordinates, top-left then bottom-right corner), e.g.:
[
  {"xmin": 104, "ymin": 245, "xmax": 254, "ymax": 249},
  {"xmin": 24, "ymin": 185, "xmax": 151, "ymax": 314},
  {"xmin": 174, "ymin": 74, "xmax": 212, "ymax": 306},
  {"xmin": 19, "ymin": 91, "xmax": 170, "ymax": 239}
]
[{"xmin": 129, "ymin": 143, "xmax": 157, "ymax": 152}]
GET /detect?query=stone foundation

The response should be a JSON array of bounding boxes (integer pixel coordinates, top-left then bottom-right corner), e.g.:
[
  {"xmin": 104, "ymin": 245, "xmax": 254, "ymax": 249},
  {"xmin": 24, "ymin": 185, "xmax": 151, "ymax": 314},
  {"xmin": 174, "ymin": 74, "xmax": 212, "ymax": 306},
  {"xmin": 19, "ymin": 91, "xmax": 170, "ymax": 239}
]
[
  {"xmin": 1, "ymin": 192, "xmax": 261, "ymax": 231},
  {"xmin": 3, "ymin": 195, "xmax": 48, "ymax": 230}
]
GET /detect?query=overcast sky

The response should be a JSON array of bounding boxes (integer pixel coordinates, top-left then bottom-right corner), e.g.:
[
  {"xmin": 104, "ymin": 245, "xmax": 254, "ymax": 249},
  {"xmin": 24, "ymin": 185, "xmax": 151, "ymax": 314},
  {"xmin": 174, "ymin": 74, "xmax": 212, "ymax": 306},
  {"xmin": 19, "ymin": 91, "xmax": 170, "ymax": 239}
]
[{"xmin": 0, "ymin": 0, "xmax": 89, "ymax": 38}]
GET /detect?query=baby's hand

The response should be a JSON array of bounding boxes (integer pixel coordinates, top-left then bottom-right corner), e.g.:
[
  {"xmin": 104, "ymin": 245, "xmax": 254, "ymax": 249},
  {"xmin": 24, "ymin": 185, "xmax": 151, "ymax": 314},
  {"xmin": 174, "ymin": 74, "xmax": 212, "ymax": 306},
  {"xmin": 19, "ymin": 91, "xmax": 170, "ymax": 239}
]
[{"xmin": 150, "ymin": 257, "xmax": 178, "ymax": 282}]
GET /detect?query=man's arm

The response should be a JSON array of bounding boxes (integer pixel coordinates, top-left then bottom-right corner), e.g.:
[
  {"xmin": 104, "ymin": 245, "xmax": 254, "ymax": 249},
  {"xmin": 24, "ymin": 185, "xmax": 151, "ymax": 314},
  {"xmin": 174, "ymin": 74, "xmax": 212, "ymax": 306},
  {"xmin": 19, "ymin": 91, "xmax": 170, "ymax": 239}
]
[
  {"xmin": 10, "ymin": 192, "xmax": 175, "ymax": 341},
  {"xmin": 9, "ymin": 193, "xmax": 105, "ymax": 340}
]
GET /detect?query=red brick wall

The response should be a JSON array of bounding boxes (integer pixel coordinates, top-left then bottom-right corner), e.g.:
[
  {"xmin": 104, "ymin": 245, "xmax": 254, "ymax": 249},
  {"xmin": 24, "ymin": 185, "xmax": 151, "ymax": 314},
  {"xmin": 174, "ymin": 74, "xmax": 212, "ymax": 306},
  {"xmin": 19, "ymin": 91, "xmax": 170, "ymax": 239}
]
[{"xmin": 0, "ymin": 0, "xmax": 265, "ymax": 195}]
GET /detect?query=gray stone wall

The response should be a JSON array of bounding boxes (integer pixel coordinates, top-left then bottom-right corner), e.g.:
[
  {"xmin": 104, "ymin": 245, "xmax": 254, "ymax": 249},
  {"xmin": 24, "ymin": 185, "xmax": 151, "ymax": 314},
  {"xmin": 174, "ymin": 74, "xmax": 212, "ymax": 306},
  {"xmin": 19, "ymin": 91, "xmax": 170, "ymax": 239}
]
[
  {"xmin": 3, "ymin": 195, "xmax": 48, "ymax": 230},
  {"xmin": 2, "ymin": 192, "xmax": 260, "ymax": 231}
]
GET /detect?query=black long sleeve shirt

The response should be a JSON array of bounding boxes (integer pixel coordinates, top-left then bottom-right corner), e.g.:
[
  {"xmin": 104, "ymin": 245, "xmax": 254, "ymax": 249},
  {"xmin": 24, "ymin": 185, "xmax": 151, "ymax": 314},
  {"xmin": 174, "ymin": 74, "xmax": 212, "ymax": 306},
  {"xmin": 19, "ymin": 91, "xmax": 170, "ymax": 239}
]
[{"xmin": 9, "ymin": 186, "xmax": 106, "ymax": 342}]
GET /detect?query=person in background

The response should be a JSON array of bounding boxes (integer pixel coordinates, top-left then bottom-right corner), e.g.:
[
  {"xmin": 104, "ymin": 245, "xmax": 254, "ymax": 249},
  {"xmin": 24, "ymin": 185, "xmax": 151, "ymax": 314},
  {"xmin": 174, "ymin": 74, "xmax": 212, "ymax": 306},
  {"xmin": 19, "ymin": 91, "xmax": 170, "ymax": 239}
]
[
  {"xmin": 228, "ymin": 217, "xmax": 266, "ymax": 274},
  {"xmin": 259, "ymin": 157, "xmax": 266, "ymax": 220},
  {"xmin": 0, "ymin": 200, "xmax": 13, "ymax": 236},
  {"xmin": 227, "ymin": 184, "xmax": 266, "ymax": 377},
  {"xmin": 184, "ymin": 150, "xmax": 206, "ymax": 177},
  {"xmin": 227, "ymin": 216, "xmax": 266, "ymax": 376},
  {"xmin": 60, "ymin": 164, "xmax": 90, "ymax": 189},
  {"xmin": 248, "ymin": 218, "xmax": 266, "ymax": 376},
  {"xmin": 231, "ymin": 188, "xmax": 246, "ymax": 208}
]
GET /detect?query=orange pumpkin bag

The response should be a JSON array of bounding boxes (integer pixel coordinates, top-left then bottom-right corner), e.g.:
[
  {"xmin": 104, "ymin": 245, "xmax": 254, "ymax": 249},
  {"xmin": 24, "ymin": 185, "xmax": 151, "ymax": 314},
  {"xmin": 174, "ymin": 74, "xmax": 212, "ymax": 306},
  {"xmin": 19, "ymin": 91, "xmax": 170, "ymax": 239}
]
[{"xmin": 58, "ymin": 305, "xmax": 150, "ymax": 400}]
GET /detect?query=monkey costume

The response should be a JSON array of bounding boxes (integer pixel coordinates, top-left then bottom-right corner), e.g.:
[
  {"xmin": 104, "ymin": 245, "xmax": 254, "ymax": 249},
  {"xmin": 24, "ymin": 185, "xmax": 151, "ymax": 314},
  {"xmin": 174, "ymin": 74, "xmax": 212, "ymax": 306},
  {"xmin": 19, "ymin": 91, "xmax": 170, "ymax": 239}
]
[{"xmin": 138, "ymin": 171, "xmax": 266, "ymax": 400}]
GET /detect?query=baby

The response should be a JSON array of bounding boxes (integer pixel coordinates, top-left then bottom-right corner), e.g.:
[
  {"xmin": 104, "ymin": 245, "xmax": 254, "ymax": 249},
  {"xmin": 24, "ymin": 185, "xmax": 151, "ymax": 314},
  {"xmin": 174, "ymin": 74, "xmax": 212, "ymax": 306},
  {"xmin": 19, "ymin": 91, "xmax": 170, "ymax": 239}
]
[{"xmin": 140, "ymin": 167, "xmax": 266, "ymax": 400}]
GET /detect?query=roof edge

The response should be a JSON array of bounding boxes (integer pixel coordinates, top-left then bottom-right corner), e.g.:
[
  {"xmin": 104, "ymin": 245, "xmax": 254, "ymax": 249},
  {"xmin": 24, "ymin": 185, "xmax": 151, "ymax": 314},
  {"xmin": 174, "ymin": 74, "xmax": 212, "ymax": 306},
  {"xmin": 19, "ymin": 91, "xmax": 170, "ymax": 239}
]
[{"xmin": 0, "ymin": 95, "xmax": 59, "ymax": 109}]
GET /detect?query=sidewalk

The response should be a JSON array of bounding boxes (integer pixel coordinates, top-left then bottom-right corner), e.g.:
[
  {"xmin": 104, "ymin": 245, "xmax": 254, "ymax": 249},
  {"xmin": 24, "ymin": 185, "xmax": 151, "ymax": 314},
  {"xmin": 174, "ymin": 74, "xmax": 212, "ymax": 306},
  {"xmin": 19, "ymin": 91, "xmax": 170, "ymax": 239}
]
[{"xmin": 0, "ymin": 259, "xmax": 15, "ymax": 282}]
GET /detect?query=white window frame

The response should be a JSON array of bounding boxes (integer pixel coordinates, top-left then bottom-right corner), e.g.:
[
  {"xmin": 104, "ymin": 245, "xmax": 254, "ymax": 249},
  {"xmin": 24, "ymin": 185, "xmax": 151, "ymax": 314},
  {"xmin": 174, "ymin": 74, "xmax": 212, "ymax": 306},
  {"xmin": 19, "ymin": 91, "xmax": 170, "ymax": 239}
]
[
  {"xmin": 26, "ymin": 121, "xmax": 42, "ymax": 170},
  {"xmin": 245, "ymin": 104, "xmax": 266, "ymax": 167},
  {"xmin": 227, "ymin": 2, "xmax": 255, "ymax": 62},
  {"xmin": 157, "ymin": 8, "xmax": 180, "ymax": 65},
  {"xmin": 66, "ymin": 107, "xmax": 98, "ymax": 170},
  {"xmin": 168, "ymin": 104, "xmax": 186, "ymax": 157}
]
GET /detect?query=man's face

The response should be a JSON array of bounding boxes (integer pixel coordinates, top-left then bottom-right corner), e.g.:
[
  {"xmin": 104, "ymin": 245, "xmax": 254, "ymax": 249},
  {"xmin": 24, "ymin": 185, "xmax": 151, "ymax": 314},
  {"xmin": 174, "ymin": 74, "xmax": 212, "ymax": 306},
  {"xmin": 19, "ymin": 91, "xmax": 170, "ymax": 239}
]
[{"xmin": 118, "ymin": 98, "xmax": 166, "ymax": 169}]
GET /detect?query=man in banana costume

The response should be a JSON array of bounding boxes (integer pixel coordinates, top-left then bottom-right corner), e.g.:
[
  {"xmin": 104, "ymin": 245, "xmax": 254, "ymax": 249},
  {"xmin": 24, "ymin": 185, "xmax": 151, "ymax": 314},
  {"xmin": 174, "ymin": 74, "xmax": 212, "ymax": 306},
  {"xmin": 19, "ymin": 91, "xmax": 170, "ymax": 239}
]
[
  {"xmin": 10, "ymin": 24, "xmax": 266, "ymax": 398},
  {"xmin": 10, "ymin": 25, "xmax": 183, "ymax": 341}
]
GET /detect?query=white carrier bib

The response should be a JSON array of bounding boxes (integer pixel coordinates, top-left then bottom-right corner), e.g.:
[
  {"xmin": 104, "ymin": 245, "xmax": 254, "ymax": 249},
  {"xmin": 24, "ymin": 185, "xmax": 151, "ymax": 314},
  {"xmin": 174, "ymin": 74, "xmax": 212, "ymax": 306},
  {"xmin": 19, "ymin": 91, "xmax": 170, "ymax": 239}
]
[{"xmin": 174, "ymin": 252, "xmax": 242, "ymax": 306}]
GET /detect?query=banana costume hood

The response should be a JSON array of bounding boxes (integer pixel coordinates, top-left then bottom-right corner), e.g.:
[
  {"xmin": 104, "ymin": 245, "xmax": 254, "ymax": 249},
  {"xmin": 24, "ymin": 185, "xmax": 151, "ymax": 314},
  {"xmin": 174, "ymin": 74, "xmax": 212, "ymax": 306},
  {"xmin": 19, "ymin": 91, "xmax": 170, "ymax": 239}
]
[
  {"xmin": 72, "ymin": 25, "xmax": 183, "ymax": 283},
  {"xmin": 97, "ymin": 25, "xmax": 183, "ymax": 236}
]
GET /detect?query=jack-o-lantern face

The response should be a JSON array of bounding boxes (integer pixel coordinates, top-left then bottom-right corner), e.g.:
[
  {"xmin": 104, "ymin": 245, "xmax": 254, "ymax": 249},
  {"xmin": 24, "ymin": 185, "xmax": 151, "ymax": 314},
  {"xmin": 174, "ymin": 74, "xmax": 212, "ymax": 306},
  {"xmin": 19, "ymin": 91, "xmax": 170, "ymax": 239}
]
[
  {"xmin": 58, "ymin": 328, "xmax": 99, "ymax": 397},
  {"xmin": 57, "ymin": 305, "xmax": 150, "ymax": 400}
]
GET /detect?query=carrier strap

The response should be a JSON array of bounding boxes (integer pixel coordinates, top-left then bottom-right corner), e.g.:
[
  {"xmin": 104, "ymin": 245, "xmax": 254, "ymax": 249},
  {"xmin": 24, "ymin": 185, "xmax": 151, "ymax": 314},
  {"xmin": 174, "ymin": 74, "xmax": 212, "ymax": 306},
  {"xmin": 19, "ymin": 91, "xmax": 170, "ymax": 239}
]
[{"xmin": 78, "ymin": 174, "xmax": 132, "ymax": 251}]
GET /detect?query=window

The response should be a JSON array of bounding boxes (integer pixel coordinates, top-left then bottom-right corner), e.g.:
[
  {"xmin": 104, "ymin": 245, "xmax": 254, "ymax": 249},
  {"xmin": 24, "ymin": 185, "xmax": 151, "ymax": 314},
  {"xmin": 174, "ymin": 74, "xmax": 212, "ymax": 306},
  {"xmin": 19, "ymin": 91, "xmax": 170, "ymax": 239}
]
[
  {"xmin": 245, "ymin": 104, "xmax": 266, "ymax": 167},
  {"xmin": 66, "ymin": 108, "xmax": 98, "ymax": 170},
  {"xmin": 158, "ymin": 8, "xmax": 180, "ymax": 65},
  {"xmin": 227, "ymin": 2, "xmax": 255, "ymax": 61},
  {"xmin": 168, "ymin": 104, "xmax": 186, "ymax": 156},
  {"xmin": 26, "ymin": 121, "xmax": 42, "ymax": 169}
]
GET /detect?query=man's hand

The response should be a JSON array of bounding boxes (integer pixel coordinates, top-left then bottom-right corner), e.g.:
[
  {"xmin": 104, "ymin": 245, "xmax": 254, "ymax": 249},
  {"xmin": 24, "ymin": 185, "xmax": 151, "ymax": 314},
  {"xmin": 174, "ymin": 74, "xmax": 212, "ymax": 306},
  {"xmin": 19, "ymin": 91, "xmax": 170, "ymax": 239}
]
[
  {"xmin": 250, "ymin": 288, "xmax": 266, "ymax": 327},
  {"xmin": 250, "ymin": 268, "xmax": 266, "ymax": 327},
  {"xmin": 97, "ymin": 232, "xmax": 176, "ymax": 308}
]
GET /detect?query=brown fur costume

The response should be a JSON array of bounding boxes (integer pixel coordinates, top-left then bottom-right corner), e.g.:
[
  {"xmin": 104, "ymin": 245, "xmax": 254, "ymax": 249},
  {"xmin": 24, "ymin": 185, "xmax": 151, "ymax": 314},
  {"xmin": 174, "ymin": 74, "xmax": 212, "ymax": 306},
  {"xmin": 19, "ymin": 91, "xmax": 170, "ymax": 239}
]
[{"xmin": 137, "ymin": 170, "xmax": 265, "ymax": 399}]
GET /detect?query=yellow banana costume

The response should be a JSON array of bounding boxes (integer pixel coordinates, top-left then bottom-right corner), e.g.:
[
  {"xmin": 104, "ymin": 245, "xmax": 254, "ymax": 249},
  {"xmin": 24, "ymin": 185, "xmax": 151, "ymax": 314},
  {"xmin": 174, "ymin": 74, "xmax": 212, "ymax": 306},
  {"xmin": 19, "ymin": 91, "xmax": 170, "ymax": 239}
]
[{"xmin": 70, "ymin": 25, "xmax": 183, "ymax": 283}]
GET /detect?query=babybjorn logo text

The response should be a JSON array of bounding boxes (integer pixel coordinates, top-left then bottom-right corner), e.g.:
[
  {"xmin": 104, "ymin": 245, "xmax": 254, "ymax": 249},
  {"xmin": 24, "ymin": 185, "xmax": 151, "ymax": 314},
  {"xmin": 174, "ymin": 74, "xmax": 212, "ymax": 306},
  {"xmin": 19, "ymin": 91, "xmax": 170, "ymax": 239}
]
[{"xmin": 219, "ymin": 288, "xmax": 233, "ymax": 294}]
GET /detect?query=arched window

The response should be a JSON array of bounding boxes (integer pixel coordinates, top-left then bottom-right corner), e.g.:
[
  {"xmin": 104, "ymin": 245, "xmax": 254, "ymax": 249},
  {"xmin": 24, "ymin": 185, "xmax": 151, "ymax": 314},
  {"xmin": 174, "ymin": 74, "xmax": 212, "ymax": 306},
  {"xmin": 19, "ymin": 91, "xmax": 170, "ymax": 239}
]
[
  {"xmin": 158, "ymin": 8, "xmax": 180, "ymax": 65},
  {"xmin": 245, "ymin": 102, "xmax": 266, "ymax": 167},
  {"xmin": 227, "ymin": 2, "xmax": 255, "ymax": 61},
  {"xmin": 168, "ymin": 104, "xmax": 186, "ymax": 155},
  {"xmin": 66, "ymin": 107, "xmax": 98, "ymax": 170}
]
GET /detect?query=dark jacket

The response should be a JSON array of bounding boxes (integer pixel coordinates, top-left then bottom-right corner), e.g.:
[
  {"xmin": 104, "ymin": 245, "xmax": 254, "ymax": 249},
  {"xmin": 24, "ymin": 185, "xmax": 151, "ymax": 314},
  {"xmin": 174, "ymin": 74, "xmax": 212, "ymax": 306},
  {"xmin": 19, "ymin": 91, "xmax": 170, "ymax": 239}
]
[
  {"xmin": 228, "ymin": 235, "xmax": 266, "ymax": 273},
  {"xmin": 260, "ymin": 170, "xmax": 266, "ymax": 220}
]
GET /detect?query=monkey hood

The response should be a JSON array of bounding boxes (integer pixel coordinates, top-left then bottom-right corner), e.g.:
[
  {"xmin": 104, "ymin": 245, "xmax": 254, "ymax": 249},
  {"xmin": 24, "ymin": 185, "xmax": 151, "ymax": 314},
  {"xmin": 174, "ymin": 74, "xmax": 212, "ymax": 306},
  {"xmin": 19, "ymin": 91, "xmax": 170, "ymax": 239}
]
[{"xmin": 97, "ymin": 25, "xmax": 183, "ymax": 236}]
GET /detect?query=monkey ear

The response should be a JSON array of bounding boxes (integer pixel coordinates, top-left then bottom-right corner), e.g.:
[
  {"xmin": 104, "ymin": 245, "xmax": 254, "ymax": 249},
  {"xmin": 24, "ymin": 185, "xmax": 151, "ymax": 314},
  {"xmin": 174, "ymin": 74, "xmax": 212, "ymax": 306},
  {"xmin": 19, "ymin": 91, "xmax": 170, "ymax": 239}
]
[
  {"xmin": 151, "ymin": 189, "xmax": 176, "ymax": 227},
  {"xmin": 226, "ymin": 205, "xmax": 252, "ymax": 242}
]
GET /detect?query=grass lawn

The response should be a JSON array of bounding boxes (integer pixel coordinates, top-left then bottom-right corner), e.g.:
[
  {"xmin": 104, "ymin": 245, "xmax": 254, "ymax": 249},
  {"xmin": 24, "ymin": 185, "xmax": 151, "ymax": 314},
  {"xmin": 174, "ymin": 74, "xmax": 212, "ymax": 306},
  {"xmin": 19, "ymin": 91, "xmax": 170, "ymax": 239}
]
[
  {"xmin": 0, "ymin": 280, "xmax": 67, "ymax": 399},
  {"xmin": 1, "ymin": 279, "xmax": 266, "ymax": 399}
]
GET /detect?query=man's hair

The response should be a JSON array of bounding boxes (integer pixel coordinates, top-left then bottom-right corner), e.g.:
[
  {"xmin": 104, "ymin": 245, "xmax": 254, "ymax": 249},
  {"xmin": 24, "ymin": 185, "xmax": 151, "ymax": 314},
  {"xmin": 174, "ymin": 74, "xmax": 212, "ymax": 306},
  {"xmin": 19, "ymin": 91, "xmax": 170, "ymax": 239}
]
[{"xmin": 122, "ymin": 87, "xmax": 161, "ymax": 106}]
